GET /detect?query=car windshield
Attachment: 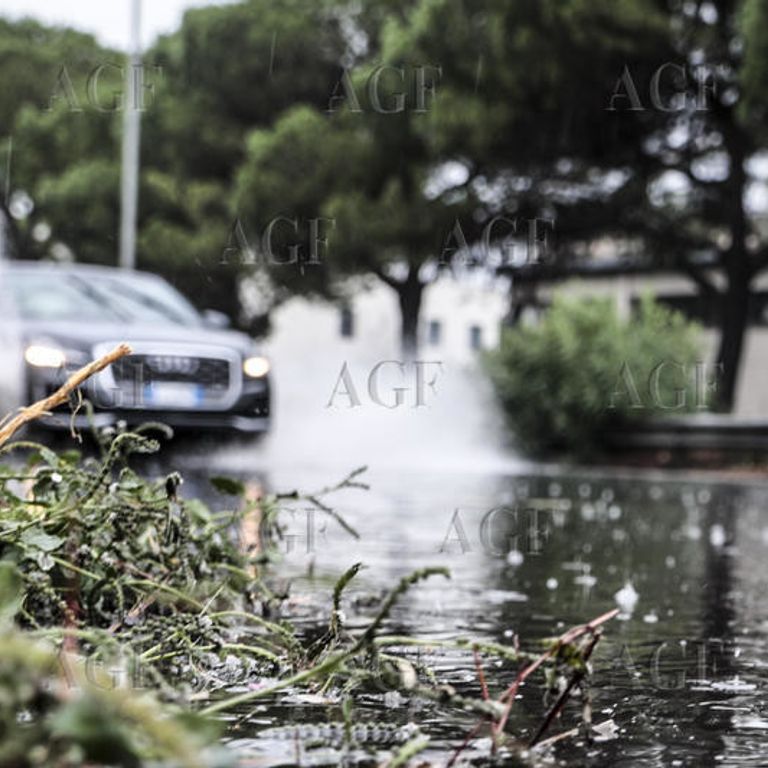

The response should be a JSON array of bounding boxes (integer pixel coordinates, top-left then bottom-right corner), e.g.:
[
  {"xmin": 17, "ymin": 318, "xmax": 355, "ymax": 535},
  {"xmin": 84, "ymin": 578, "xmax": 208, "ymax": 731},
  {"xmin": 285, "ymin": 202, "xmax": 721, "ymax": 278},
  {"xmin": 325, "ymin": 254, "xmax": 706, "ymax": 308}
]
[
  {"xmin": 4, "ymin": 271, "xmax": 203, "ymax": 326},
  {"xmin": 83, "ymin": 274, "xmax": 203, "ymax": 326}
]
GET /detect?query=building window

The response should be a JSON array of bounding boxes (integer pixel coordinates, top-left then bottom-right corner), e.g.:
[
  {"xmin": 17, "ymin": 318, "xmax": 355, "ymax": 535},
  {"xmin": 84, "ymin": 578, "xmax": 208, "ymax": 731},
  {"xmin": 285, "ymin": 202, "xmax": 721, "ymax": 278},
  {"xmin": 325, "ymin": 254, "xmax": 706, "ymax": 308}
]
[
  {"xmin": 428, "ymin": 319, "xmax": 442, "ymax": 346},
  {"xmin": 469, "ymin": 325, "xmax": 483, "ymax": 350},
  {"xmin": 340, "ymin": 305, "xmax": 354, "ymax": 338}
]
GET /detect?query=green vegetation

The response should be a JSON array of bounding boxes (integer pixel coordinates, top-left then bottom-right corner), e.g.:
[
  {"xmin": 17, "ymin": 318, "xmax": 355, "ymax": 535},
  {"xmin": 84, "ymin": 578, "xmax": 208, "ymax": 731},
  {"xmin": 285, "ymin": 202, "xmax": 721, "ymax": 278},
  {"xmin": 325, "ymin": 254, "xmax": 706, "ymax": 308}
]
[
  {"xmin": 0, "ymin": 608, "xmax": 230, "ymax": 768},
  {"xmin": 485, "ymin": 296, "xmax": 706, "ymax": 457}
]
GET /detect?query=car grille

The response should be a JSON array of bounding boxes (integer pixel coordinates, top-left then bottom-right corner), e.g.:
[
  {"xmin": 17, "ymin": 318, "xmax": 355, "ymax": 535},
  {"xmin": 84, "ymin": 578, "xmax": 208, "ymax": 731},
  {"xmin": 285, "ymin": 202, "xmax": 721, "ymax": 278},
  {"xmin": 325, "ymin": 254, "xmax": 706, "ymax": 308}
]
[
  {"xmin": 112, "ymin": 355, "xmax": 230, "ymax": 390},
  {"xmin": 103, "ymin": 350, "xmax": 239, "ymax": 411}
]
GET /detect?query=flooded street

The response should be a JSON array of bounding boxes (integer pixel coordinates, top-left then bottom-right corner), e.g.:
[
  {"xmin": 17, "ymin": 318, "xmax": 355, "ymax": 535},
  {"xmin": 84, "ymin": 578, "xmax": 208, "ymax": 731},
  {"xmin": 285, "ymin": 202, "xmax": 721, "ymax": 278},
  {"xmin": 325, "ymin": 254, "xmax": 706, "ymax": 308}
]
[{"xmin": 156, "ymin": 364, "xmax": 768, "ymax": 766}]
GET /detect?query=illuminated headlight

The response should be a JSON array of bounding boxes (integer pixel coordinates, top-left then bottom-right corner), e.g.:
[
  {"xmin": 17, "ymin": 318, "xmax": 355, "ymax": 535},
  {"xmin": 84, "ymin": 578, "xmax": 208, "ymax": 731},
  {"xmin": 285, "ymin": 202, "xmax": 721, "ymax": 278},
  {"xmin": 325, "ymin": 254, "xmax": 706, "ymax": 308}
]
[
  {"xmin": 24, "ymin": 344, "xmax": 66, "ymax": 368},
  {"xmin": 243, "ymin": 356, "xmax": 270, "ymax": 378}
]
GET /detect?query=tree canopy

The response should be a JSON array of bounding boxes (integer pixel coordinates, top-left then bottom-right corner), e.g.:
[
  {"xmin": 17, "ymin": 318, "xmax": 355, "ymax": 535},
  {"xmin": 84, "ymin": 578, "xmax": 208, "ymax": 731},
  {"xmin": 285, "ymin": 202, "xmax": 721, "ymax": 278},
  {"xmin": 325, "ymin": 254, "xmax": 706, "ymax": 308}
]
[{"xmin": 2, "ymin": 0, "xmax": 768, "ymax": 403}]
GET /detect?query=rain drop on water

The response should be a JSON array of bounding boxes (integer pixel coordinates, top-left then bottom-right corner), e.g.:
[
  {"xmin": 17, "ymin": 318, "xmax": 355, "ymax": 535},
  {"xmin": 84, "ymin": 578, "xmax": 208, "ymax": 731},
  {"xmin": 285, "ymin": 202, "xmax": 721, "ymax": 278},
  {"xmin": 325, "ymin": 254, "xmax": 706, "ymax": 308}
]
[
  {"xmin": 709, "ymin": 524, "xmax": 726, "ymax": 547},
  {"xmin": 614, "ymin": 582, "xmax": 639, "ymax": 618}
]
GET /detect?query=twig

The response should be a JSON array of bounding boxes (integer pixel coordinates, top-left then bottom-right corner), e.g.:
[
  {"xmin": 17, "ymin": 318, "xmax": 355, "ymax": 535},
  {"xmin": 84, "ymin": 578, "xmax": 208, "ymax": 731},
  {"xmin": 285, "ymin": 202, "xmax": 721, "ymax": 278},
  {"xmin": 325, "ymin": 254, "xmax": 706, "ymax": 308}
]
[
  {"xmin": 492, "ymin": 609, "xmax": 618, "ymax": 740},
  {"xmin": 474, "ymin": 649, "xmax": 489, "ymax": 701},
  {"xmin": 528, "ymin": 630, "xmax": 602, "ymax": 747},
  {"xmin": 0, "ymin": 343, "xmax": 132, "ymax": 447},
  {"xmin": 446, "ymin": 720, "xmax": 484, "ymax": 768},
  {"xmin": 473, "ymin": 648, "xmax": 498, "ymax": 754},
  {"xmin": 274, "ymin": 466, "xmax": 370, "ymax": 501}
]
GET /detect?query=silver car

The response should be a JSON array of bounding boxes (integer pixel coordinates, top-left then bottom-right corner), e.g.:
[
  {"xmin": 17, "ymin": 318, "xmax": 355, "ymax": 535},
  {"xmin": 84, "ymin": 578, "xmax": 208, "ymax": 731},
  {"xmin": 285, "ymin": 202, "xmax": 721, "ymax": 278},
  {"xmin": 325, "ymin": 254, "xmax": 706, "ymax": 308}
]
[{"xmin": 0, "ymin": 261, "xmax": 271, "ymax": 435}]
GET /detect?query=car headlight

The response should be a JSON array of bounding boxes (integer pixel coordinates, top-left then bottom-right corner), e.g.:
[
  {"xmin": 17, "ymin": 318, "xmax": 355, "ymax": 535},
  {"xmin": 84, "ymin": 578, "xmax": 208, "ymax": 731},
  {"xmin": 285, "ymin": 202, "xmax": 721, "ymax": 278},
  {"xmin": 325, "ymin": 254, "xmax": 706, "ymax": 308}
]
[
  {"xmin": 243, "ymin": 355, "xmax": 270, "ymax": 378},
  {"xmin": 24, "ymin": 344, "xmax": 89, "ymax": 369},
  {"xmin": 24, "ymin": 344, "xmax": 66, "ymax": 368}
]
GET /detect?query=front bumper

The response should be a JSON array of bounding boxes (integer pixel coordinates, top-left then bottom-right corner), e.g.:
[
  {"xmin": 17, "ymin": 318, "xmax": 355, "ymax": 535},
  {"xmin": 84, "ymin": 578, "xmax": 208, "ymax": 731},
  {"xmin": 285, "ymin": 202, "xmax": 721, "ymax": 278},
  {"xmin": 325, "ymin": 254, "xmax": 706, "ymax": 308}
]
[
  {"xmin": 37, "ymin": 409, "xmax": 271, "ymax": 434},
  {"xmin": 26, "ymin": 364, "xmax": 271, "ymax": 435}
]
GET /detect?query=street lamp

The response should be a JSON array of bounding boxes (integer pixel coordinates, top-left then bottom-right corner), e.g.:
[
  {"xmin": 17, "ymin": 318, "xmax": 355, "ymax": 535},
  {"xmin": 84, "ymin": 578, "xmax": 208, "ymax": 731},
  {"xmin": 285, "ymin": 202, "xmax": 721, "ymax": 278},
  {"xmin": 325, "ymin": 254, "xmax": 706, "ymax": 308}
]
[{"xmin": 119, "ymin": 0, "xmax": 142, "ymax": 270}]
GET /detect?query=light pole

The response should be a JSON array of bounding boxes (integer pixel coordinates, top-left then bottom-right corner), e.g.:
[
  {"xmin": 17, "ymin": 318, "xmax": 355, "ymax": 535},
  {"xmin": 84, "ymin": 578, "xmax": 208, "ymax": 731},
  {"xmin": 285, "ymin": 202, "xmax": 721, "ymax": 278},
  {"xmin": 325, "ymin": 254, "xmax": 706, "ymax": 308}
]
[{"xmin": 119, "ymin": 0, "xmax": 142, "ymax": 270}]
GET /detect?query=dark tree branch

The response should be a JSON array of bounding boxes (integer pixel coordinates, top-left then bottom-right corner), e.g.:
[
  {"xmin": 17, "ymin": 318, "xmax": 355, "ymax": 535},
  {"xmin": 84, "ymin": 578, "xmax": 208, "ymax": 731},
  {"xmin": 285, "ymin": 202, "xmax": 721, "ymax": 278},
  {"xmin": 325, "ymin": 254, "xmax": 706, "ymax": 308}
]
[
  {"xmin": 679, "ymin": 260, "xmax": 721, "ymax": 298},
  {"xmin": 371, "ymin": 267, "xmax": 403, "ymax": 291}
]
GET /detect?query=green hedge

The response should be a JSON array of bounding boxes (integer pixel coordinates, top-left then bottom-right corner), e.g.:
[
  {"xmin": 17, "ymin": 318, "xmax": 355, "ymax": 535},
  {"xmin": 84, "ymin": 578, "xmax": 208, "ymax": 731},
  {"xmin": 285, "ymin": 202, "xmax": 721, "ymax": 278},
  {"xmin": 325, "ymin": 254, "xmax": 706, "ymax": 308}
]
[{"xmin": 485, "ymin": 295, "xmax": 707, "ymax": 456}]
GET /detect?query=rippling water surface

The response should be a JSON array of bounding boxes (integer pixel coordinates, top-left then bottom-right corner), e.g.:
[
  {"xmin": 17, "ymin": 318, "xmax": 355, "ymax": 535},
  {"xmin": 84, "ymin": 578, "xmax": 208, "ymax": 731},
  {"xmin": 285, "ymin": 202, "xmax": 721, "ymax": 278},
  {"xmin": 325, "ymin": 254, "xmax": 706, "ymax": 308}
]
[{"xmin": 168, "ymin": 446, "xmax": 768, "ymax": 767}]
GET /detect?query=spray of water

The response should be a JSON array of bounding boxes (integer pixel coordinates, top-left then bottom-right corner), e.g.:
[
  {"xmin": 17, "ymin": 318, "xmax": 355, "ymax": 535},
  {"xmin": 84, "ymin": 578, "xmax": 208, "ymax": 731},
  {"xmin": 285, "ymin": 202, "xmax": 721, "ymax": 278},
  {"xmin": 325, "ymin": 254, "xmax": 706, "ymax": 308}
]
[{"xmin": 216, "ymin": 350, "xmax": 524, "ymax": 477}]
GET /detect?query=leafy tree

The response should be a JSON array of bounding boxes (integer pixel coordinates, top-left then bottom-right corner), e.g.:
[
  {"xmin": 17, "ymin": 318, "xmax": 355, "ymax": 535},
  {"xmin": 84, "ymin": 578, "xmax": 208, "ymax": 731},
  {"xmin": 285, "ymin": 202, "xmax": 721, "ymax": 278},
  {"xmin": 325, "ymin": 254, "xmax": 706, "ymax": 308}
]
[
  {"xmin": 407, "ymin": 0, "xmax": 767, "ymax": 411},
  {"xmin": 0, "ymin": 18, "xmax": 111, "ymax": 135},
  {"xmin": 136, "ymin": 0, "xmax": 348, "ymax": 324},
  {"xmin": 233, "ymin": 0, "xmax": 680, "ymax": 353},
  {"xmin": 0, "ymin": 20, "xmax": 119, "ymax": 260},
  {"xmin": 584, "ymin": 0, "xmax": 768, "ymax": 413},
  {"xmin": 235, "ymin": 6, "xmax": 479, "ymax": 354},
  {"xmin": 1, "ymin": 2, "xmax": 348, "ymax": 326},
  {"xmin": 234, "ymin": 94, "xmax": 474, "ymax": 352}
]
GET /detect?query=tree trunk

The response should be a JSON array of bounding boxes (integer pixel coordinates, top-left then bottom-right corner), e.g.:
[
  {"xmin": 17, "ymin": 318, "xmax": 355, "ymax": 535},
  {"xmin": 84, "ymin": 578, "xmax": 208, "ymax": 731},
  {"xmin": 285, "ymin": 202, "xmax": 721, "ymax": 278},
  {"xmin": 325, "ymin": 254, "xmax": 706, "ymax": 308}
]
[
  {"xmin": 715, "ymin": 266, "xmax": 750, "ymax": 412},
  {"xmin": 396, "ymin": 267, "xmax": 424, "ymax": 359},
  {"xmin": 0, "ymin": 199, "xmax": 21, "ymax": 259},
  {"xmin": 714, "ymin": 113, "xmax": 751, "ymax": 413}
]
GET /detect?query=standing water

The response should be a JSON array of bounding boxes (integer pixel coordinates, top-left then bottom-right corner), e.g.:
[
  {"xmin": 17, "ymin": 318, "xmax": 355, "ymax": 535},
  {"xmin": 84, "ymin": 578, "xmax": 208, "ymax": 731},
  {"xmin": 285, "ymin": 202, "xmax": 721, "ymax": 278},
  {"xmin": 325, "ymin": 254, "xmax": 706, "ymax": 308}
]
[{"xmin": 162, "ymin": 359, "xmax": 768, "ymax": 766}]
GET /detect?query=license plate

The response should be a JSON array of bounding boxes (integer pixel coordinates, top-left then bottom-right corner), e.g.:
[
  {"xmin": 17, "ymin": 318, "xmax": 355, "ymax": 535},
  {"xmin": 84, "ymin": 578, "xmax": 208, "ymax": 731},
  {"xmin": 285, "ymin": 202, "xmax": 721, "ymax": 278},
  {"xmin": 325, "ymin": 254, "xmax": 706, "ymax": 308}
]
[{"xmin": 143, "ymin": 383, "xmax": 203, "ymax": 408}]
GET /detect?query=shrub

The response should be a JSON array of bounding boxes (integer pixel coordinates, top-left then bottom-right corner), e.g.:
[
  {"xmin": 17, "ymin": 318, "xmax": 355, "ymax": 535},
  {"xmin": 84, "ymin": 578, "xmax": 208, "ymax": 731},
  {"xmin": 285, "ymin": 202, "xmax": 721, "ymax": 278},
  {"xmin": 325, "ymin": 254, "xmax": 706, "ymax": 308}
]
[{"xmin": 485, "ymin": 295, "xmax": 706, "ymax": 456}]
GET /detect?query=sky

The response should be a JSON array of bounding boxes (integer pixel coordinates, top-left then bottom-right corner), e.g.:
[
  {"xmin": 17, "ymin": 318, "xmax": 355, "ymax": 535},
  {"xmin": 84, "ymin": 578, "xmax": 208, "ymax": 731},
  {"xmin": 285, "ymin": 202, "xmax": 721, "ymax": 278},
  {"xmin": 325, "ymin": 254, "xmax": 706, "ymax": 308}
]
[{"xmin": 1, "ymin": 0, "xmax": 236, "ymax": 50}]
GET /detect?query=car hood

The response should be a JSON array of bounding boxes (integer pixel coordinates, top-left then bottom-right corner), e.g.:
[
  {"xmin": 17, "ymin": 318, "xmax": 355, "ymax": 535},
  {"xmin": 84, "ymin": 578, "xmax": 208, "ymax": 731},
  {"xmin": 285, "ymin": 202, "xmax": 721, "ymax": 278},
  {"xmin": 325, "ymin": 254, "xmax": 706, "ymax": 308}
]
[{"xmin": 20, "ymin": 320, "xmax": 259, "ymax": 356}]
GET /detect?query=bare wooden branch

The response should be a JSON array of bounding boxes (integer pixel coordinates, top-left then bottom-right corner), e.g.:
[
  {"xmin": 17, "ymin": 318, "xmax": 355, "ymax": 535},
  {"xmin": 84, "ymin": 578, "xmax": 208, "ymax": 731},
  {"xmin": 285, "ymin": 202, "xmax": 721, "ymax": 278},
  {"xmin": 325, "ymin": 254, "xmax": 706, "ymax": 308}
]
[{"xmin": 0, "ymin": 343, "xmax": 133, "ymax": 448}]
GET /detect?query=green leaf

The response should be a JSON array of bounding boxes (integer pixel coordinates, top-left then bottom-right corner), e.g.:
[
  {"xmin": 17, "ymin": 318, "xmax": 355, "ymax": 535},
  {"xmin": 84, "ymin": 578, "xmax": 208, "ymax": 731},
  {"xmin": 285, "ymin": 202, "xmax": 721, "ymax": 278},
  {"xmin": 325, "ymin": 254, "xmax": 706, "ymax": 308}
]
[
  {"xmin": 0, "ymin": 562, "xmax": 23, "ymax": 624},
  {"xmin": 58, "ymin": 449, "xmax": 82, "ymax": 466},
  {"xmin": 27, "ymin": 446, "xmax": 60, "ymax": 467},
  {"xmin": 21, "ymin": 530, "xmax": 65, "ymax": 552},
  {"xmin": 210, "ymin": 476, "xmax": 245, "ymax": 496}
]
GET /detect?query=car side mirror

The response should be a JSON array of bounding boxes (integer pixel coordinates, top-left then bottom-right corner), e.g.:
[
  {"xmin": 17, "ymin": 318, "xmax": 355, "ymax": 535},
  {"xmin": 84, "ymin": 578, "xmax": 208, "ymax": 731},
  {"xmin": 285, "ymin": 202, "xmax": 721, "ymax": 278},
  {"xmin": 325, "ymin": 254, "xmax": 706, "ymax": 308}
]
[{"xmin": 202, "ymin": 309, "xmax": 231, "ymax": 329}]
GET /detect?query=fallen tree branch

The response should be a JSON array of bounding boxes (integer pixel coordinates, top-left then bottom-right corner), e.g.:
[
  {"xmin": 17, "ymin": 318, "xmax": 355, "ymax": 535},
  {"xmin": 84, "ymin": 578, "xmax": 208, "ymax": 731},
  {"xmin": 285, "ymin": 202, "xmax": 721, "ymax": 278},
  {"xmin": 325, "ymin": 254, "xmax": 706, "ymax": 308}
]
[{"xmin": 0, "ymin": 343, "xmax": 132, "ymax": 448}]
